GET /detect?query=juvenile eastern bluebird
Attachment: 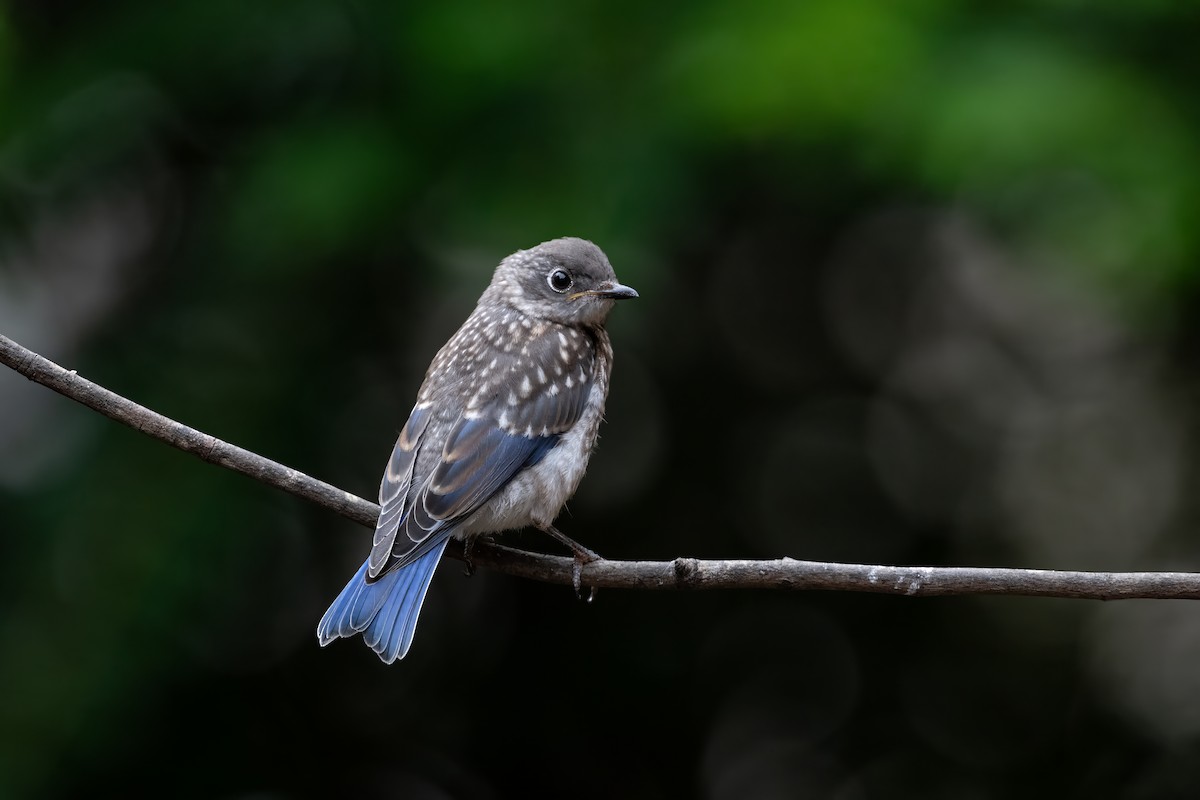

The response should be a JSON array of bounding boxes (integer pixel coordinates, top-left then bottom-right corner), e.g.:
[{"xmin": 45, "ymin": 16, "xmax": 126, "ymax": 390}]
[{"xmin": 317, "ymin": 237, "xmax": 637, "ymax": 663}]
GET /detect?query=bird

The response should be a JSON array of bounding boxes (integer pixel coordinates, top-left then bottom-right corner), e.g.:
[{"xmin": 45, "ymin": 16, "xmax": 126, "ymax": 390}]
[{"xmin": 317, "ymin": 237, "xmax": 638, "ymax": 663}]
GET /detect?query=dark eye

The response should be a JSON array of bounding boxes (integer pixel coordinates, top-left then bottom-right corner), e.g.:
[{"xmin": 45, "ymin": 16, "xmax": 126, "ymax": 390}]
[{"xmin": 547, "ymin": 268, "xmax": 572, "ymax": 293}]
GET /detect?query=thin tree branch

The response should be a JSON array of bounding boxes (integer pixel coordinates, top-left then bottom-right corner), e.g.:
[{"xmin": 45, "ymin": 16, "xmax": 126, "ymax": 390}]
[
  {"xmin": 4, "ymin": 331, "xmax": 1200, "ymax": 600},
  {"xmin": 0, "ymin": 334, "xmax": 379, "ymax": 528}
]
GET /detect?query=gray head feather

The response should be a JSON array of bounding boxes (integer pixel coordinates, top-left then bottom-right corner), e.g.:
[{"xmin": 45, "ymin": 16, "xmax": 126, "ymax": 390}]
[{"xmin": 485, "ymin": 237, "xmax": 636, "ymax": 326}]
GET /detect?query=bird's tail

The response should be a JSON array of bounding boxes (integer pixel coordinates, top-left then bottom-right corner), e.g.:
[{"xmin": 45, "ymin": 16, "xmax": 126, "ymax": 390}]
[{"xmin": 316, "ymin": 538, "xmax": 450, "ymax": 664}]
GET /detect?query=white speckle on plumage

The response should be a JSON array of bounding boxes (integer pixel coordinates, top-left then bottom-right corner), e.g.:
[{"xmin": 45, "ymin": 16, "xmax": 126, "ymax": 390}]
[
  {"xmin": 537, "ymin": 366, "xmax": 547, "ymax": 384},
  {"xmin": 519, "ymin": 375, "xmax": 532, "ymax": 397},
  {"xmin": 564, "ymin": 374, "xmax": 574, "ymax": 389},
  {"xmin": 548, "ymin": 383, "xmax": 560, "ymax": 396}
]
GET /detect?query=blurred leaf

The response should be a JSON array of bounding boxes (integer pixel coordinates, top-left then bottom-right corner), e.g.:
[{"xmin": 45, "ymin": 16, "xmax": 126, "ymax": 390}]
[
  {"xmin": 906, "ymin": 37, "xmax": 1200, "ymax": 301},
  {"xmin": 224, "ymin": 118, "xmax": 409, "ymax": 271},
  {"xmin": 401, "ymin": 0, "xmax": 573, "ymax": 88},
  {"xmin": 667, "ymin": 0, "xmax": 933, "ymax": 138}
]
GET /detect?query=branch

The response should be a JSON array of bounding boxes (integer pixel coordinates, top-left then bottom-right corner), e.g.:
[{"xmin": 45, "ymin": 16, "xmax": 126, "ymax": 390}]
[{"xmin": 4, "ymin": 332, "xmax": 1200, "ymax": 600}]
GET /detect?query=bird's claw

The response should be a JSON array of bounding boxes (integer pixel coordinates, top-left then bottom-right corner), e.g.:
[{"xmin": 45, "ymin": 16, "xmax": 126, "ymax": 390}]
[
  {"xmin": 569, "ymin": 546, "xmax": 600, "ymax": 600},
  {"xmin": 538, "ymin": 524, "xmax": 600, "ymax": 600},
  {"xmin": 571, "ymin": 559, "xmax": 583, "ymax": 597}
]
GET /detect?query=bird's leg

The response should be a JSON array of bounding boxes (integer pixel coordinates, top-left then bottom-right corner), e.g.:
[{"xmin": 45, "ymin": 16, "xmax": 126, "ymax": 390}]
[
  {"xmin": 462, "ymin": 533, "xmax": 498, "ymax": 576},
  {"xmin": 538, "ymin": 524, "xmax": 600, "ymax": 600},
  {"xmin": 462, "ymin": 536, "xmax": 477, "ymax": 577},
  {"xmin": 542, "ymin": 524, "xmax": 601, "ymax": 561}
]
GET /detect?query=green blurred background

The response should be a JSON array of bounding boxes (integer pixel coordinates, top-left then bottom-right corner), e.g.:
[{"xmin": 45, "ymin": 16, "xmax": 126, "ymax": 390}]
[{"xmin": 4, "ymin": 1, "xmax": 1200, "ymax": 797}]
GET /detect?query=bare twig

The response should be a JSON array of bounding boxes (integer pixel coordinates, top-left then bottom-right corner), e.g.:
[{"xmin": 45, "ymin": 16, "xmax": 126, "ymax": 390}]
[
  {"xmin": 0, "ymin": 334, "xmax": 378, "ymax": 527},
  {"xmin": 3, "ymin": 331, "xmax": 1200, "ymax": 600}
]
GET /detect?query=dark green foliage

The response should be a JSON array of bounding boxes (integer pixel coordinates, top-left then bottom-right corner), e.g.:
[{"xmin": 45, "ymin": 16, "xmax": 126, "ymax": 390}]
[{"xmin": 3, "ymin": 1, "xmax": 1200, "ymax": 797}]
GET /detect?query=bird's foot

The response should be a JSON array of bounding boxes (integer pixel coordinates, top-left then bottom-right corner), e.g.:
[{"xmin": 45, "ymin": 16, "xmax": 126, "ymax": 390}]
[
  {"xmin": 462, "ymin": 536, "xmax": 478, "ymax": 577},
  {"xmin": 462, "ymin": 534, "xmax": 498, "ymax": 577},
  {"xmin": 540, "ymin": 524, "xmax": 600, "ymax": 600}
]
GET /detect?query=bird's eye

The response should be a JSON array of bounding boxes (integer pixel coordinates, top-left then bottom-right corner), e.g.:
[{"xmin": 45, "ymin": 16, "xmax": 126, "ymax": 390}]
[{"xmin": 547, "ymin": 268, "xmax": 572, "ymax": 293}]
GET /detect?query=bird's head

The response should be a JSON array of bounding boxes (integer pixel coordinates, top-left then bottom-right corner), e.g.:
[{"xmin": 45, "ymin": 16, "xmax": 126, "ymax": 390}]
[{"xmin": 489, "ymin": 237, "xmax": 638, "ymax": 326}]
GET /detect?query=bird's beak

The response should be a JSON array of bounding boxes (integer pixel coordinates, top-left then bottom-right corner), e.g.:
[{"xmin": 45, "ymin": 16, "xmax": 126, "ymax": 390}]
[{"xmin": 570, "ymin": 281, "xmax": 639, "ymax": 302}]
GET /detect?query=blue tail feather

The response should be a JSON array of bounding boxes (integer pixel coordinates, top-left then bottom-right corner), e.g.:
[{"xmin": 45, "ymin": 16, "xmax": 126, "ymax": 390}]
[
  {"xmin": 317, "ymin": 536, "xmax": 450, "ymax": 663},
  {"xmin": 363, "ymin": 564, "xmax": 415, "ymax": 655}
]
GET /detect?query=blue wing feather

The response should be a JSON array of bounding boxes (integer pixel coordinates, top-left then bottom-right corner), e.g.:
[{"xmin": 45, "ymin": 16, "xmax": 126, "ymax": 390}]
[
  {"xmin": 382, "ymin": 420, "xmax": 559, "ymax": 573},
  {"xmin": 424, "ymin": 418, "xmax": 558, "ymax": 520}
]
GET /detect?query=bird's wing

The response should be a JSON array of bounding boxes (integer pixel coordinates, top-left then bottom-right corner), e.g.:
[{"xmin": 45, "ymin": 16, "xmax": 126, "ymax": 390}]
[
  {"xmin": 368, "ymin": 405, "xmax": 434, "ymax": 578},
  {"xmin": 369, "ymin": 330, "xmax": 597, "ymax": 578}
]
